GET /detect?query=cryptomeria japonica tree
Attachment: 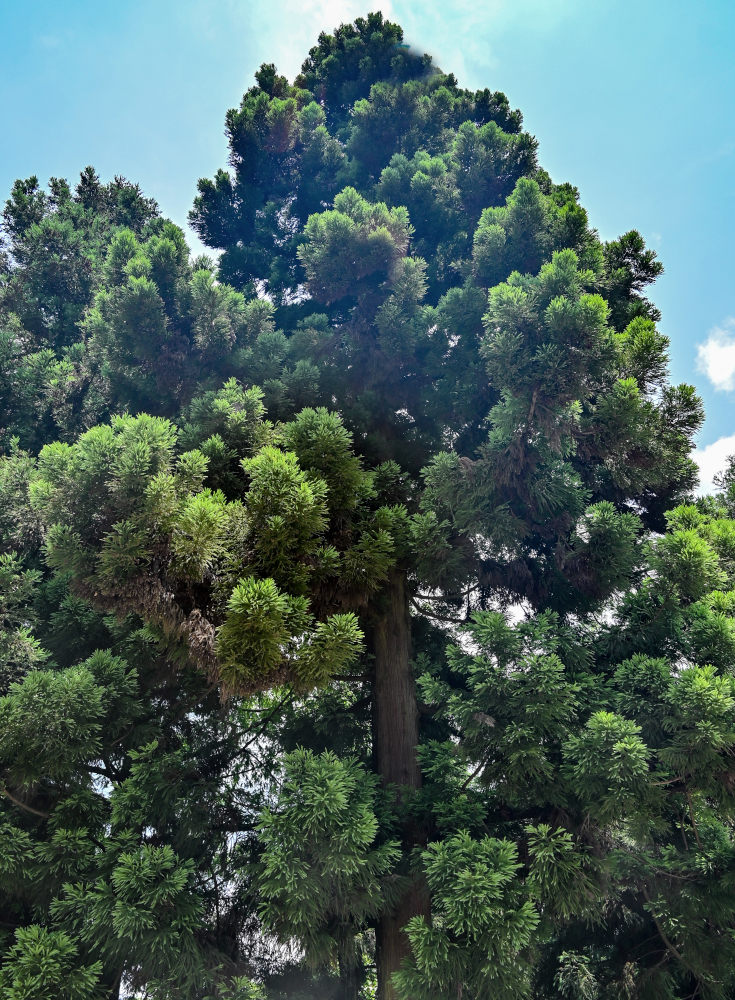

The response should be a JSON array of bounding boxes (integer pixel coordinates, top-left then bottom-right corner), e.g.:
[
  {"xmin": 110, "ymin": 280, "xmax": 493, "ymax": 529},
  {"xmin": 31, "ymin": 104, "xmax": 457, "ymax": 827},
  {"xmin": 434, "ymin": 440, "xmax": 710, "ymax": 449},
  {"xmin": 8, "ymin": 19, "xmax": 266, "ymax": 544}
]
[{"xmin": 2, "ymin": 11, "xmax": 727, "ymax": 1000}]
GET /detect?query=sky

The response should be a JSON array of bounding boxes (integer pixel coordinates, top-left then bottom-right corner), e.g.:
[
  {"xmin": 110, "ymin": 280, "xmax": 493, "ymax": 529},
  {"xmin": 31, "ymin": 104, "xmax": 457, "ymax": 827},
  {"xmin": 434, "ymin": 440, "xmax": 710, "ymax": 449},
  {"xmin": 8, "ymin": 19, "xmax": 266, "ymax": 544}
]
[{"xmin": 1, "ymin": 0, "xmax": 733, "ymax": 490}]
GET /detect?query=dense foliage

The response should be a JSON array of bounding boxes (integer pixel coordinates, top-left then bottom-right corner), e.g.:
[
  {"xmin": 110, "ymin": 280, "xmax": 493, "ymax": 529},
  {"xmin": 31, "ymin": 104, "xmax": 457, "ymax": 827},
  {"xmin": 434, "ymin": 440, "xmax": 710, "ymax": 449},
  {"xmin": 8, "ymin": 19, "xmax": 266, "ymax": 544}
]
[{"xmin": 2, "ymin": 11, "xmax": 731, "ymax": 1000}]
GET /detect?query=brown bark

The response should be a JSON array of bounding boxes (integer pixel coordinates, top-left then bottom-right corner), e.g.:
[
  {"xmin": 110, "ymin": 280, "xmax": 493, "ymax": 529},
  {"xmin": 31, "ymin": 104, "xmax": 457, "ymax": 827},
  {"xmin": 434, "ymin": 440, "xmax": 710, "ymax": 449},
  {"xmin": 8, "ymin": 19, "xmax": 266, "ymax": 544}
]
[
  {"xmin": 370, "ymin": 569, "xmax": 429, "ymax": 1000},
  {"xmin": 375, "ymin": 878, "xmax": 429, "ymax": 1000},
  {"xmin": 372, "ymin": 570, "xmax": 421, "ymax": 790},
  {"xmin": 337, "ymin": 941, "xmax": 362, "ymax": 1000}
]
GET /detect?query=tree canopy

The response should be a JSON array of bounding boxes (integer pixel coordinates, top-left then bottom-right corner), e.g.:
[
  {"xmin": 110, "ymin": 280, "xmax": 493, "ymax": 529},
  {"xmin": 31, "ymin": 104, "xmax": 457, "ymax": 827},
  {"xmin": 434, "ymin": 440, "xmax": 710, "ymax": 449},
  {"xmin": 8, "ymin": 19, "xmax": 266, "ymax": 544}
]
[{"xmin": 2, "ymin": 11, "xmax": 731, "ymax": 1000}]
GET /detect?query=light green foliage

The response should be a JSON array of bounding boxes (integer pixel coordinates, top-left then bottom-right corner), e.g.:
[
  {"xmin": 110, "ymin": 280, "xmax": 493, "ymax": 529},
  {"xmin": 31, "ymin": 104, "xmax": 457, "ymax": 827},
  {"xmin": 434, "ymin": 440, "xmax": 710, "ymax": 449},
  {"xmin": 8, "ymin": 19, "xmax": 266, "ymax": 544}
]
[
  {"xmin": 295, "ymin": 613, "xmax": 365, "ymax": 687},
  {"xmin": 0, "ymin": 171, "xmax": 163, "ymax": 446},
  {"xmin": 615, "ymin": 314, "xmax": 670, "ymax": 391},
  {"xmin": 179, "ymin": 379, "xmax": 271, "ymax": 492},
  {"xmin": 281, "ymin": 407, "xmax": 367, "ymax": 514},
  {"xmin": 394, "ymin": 831, "xmax": 538, "ymax": 1000},
  {"xmin": 0, "ymin": 926, "xmax": 102, "ymax": 1000},
  {"xmin": 563, "ymin": 501, "xmax": 641, "ymax": 610},
  {"xmin": 34, "ymin": 413, "xmax": 177, "ymax": 536},
  {"xmin": 217, "ymin": 577, "xmax": 304, "ymax": 687},
  {"xmin": 1, "ymin": 169, "xmax": 158, "ymax": 347},
  {"xmin": 0, "ymin": 168, "xmax": 281, "ymax": 443},
  {"xmin": 201, "ymin": 979, "xmax": 267, "ymax": 1000},
  {"xmin": 259, "ymin": 750, "xmax": 400, "ymax": 973},
  {"xmin": 217, "ymin": 571, "xmax": 363, "ymax": 693},
  {"xmin": 168, "ymin": 489, "xmax": 230, "ymax": 581},
  {"xmin": 688, "ymin": 591, "xmax": 735, "ymax": 668},
  {"xmin": 416, "ymin": 497, "xmax": 735, "ymax": 995},
  {"xmin": 482, "ymin": 250, "xmax": 609, "ymax": 410},
  {"xmin": 0, "ymin": 664, "xmax": 104, "ymax": 784},
  {"xmin": 451, "ymin": 118, "xmax": 537, "ymax": 219},
  {"xmin": 241, "ymin": 447, "xmax": 329, "ymax": 592},
  {"xmin": 613, "ymin": 654, "xmax": 673, "ymax": 739},
  {"xmin": 31, "ymin": 403, "xmax": 380, "ymax": 696},
  {"xmin": 563, "ymin": 712, "xmax": 651, "ymax": 820},
  {"xmin": 654, "ymin": 528, "xmax": 726, "ymax": 602},
  {"xmin": 51, "ymin": 844, "xmax": 204, "ymax": 991}
]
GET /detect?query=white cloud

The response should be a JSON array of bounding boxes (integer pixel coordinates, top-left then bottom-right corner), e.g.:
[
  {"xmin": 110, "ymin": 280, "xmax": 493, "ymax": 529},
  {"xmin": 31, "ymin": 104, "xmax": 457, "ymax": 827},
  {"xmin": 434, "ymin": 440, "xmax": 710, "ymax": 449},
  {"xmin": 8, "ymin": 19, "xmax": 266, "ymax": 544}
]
[
  {"xmin": 181, "ymin": 0, "xmax": 395, "ymax": 80},
  {"xmin": 189, "ymin": 0, "xmax": 582, "ymax": 90},
  {"xmin": 696, "ymin": 318, "xmax": 735, "ymax": 391},
  {"xmin": 392, "ymin": 0, "xmax": 583, "ymax": 82},
  {"xmin": 246, "ymin": 0, "xmax": 395, "ymax": 79},
  {"xmin": 693, "ymin": 434, "xmax": 735, "ymax": 495}
]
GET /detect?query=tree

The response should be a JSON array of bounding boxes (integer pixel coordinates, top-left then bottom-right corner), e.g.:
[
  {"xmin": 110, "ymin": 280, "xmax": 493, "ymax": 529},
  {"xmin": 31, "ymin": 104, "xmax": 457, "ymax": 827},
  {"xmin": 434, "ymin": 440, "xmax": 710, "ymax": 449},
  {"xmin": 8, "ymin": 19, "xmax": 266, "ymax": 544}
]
[
  {"xmin": 0, "ymin": 11, "xmax": 716, "ymax": 1000},
  {"xmin": 0, "ymin": 168, "xmax": 259, "ymax": 450},
  {"xmin": 0, "ymin": 168, "xmax": 161, "ymax": 450}
]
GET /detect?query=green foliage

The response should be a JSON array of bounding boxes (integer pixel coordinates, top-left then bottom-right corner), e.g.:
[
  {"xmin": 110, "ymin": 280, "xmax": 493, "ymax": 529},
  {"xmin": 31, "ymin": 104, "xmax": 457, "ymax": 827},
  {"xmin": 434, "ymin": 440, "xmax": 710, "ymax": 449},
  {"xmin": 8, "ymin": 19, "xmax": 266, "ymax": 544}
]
[
  {"xmin": 472, "ymin": 176, "xmax": 597, "ymax": 287},
  {"xmin": 0, "ymin": 664, "xmax": 104, "ymax": 784},
  {"xmin": 241, "ymin": 446, "xmax": 329, "ymax": 591},
  {"xmin": 525, "ymin": 825, "xmax": 596, "ymax": 922},
  {"xmin": 654, "ymin": 528, "xmax": 726, "ymax": 602},
  {"xmin": 298, "ymin": 187, "xmax": 411, "ymax": 303},
  {"xmin": 259, "ymin": 750, "xmax": 399, "ymax": 974},
  {"xmin": 82, "ymin": 223, "xmax": 253, "ymax": 416},
  {"xmin": 280, "ymin": 407, "xmax": 367, "ymax": 513},
  {"xmin": 217, "ymin": 578, "xmax": 363, "ymax": 692},
  {"xmin": 0, "ymin": 926, "xmax": 102, "ymax": 1000},
  {"xmin": 0, "ymin": 11, "xmax": 721, "ymax": 1000},
  {"xmin": 28, "ymin": 402, "xmax": 383, "ymax": 700},
  {"xmin": 563, "ymin": 712, "xmax": 651, "ymax": 820},
  {"xmin": 394, "ymin": 831, "xmax": 538, "ymax": 999},
  {"xmin": 218, "ymin": 577, "xmax": 304, "ymax": 687},
  {"xmin": 51, "ymin": 844, "xmax": 205, "ymax": 992},
  {"xmin": 0, "ymin": 552, "xmax": 48, "ymax": 690}
]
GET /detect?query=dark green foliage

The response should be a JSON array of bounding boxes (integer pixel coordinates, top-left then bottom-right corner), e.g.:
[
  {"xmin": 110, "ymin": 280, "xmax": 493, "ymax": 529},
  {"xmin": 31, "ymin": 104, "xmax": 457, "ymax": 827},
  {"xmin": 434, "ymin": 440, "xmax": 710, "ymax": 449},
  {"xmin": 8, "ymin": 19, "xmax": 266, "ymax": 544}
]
[
  {"xmin": 413, "ymin": 502, "xmax": 735, "ymax": 999},
  {"xmin": 0, "ymin": 11, "xmax": 723, "ymax": 1000},
  {"xmin": 0, "ymin": 169, "xmax": 269, "ymax": 451},
  {"xmin": 1, "ymin": 169, "xmax": 157, "ymax": 350},
  {"xmin": 0, "ymin": 553, "xmax": 48, "ymax": 691},
  {"xmin": 295, "ymin": 13, "xmax": 431, "ymax": 130},
  {"xmin": 82, "ymin": 226, "xmax": 255, "ymax": 416}
]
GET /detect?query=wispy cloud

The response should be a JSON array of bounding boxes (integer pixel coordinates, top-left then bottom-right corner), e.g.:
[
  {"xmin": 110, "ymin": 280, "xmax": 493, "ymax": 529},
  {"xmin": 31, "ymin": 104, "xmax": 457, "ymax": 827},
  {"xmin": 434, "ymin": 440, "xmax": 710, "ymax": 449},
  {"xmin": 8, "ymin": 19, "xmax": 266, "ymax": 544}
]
[
  {"xmin": 179, "ymin": 0, "xmax": 392, "ymax": 76},
  {"xmin": 271, "ymin": 0, "xmax": 395, "ymax": 76},
  {"xmin": 217, "ymin": 0, "xmax": 395, "ymax": 80},
  {"xmin": 184, "ymin": 0, "xmax": 580, "ymax": 89},
  {"xmin": 693, "ymin": 433, "xmax": 735, "ymax": 495},
  {"xmin": 394, "ymin": 0, "xmax": 583, "ymax": 81},
  {"xmin": 696, "ymin": 318, "xmax": 735, "ymax": 391}
]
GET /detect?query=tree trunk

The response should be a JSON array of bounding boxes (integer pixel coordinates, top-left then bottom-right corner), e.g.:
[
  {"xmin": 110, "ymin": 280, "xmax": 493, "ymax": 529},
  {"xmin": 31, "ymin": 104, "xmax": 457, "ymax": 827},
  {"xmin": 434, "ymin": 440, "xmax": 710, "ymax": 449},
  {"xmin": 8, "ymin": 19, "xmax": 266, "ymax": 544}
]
[
  {"xmin": 371, "ymin": 569, "xmax": 429, "ymax": 1000},
  {"xmin": 337, "ymin": 941, "xmax": 362, "ymax": 1000}
]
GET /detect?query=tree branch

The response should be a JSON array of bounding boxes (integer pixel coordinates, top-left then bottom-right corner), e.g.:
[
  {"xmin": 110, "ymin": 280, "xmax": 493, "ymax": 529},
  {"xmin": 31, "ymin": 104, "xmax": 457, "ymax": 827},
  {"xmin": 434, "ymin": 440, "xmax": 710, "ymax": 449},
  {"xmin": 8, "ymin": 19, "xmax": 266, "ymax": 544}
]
[
  {"xmin": 642, "ymin": 887, "xmax": 687, "ymax": 967},
  {"xmin": 2, "ymin": 786, "xmax": 49, "ymax": 819}
]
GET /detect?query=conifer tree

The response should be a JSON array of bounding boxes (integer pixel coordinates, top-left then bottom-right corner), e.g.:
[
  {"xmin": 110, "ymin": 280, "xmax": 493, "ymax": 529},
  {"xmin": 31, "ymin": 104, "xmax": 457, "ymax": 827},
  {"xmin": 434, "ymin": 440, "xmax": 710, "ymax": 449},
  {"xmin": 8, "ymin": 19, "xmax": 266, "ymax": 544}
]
[
  {"xmin": 0, "ymin": 168, "xmax": 160, "ymax": 449},
  {"xmin": 0, "ymin": 11, "xmax": 725, "ymax": 1000}
]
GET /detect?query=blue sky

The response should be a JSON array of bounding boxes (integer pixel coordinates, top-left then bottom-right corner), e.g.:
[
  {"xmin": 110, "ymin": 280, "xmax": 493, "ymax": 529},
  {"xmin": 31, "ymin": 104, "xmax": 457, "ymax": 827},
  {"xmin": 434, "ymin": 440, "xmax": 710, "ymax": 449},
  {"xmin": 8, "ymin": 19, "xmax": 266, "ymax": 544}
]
[{"xmin": 1, "ymin": 0, "xmax": 733, "ymax": 488}]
